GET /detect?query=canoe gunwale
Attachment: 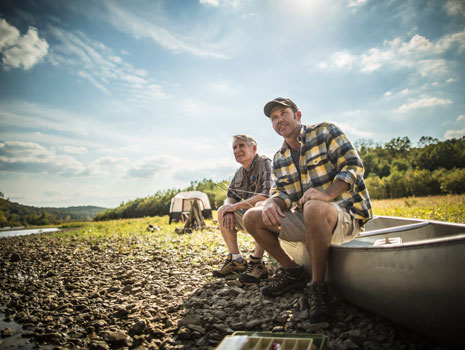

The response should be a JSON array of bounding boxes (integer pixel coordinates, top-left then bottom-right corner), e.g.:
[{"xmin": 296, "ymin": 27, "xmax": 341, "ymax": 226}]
[
  {"xmin": 332, "ymin": 233, "xmax": 465, "ymax": 251},
  {"xmin": 359, "ymin": 221, "xmax": 430, "ymax": 238}
]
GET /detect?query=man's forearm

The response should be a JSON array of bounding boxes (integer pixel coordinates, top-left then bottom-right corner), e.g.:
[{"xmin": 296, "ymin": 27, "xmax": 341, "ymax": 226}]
[
  {"xmin": 325, "ymin": 179, "xmax": 350, "ymax": 200},
  {"xmin": 235, "ymin": 194, "xmax": 267, "ymax": 210}
]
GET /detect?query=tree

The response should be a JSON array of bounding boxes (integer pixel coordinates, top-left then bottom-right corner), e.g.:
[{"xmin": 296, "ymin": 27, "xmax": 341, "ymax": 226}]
[{"xmin": 385, "ymin": 137, "xmax": 411, "ymax": 157}]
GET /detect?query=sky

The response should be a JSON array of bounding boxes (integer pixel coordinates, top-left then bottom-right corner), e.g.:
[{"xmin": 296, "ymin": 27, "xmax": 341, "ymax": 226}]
[{"xmin": 0, "ymin": 0, "xmax": 464, "ymax": 208}]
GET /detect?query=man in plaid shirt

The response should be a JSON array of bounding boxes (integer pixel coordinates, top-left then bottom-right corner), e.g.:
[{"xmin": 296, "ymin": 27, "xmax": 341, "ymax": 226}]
[{"xmin": 244, "ymin": 97, "xmax": 372, "ymax": 325}]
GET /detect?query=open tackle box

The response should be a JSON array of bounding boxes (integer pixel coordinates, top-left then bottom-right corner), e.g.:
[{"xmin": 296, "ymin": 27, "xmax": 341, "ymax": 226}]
[{"xmin": 216, "ymin": 332, "xmax": 325, "ymax": 350}]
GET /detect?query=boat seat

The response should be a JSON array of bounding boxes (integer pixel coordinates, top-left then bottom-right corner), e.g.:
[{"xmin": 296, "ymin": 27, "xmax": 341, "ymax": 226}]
[{"xmin": 360, "ymin": 221, "xmax": 430, "ymax": 238}]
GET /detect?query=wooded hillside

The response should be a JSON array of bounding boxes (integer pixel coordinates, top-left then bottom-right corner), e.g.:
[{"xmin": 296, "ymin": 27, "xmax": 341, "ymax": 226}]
[{"xmin": 0, "ymin": 195, "xmax": 106, "ymax": 228}]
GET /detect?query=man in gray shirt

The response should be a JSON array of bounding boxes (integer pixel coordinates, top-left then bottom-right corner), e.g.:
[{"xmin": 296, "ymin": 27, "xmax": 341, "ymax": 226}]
[{"xmin": 213, "ymin": 135, "xmax": 273, "ymax": 283}]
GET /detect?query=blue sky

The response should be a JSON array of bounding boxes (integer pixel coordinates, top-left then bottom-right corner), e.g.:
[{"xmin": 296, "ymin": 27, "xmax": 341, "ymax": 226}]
[{"xmin": 1, "ymin": 0, "xmax": 464, "ymax": 208}]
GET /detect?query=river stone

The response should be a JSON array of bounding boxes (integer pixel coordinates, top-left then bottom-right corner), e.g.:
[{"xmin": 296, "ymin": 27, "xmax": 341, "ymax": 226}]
[
  {"xmin": 178, "ymin": 314, "xmax": 202, "ymax": 327},
  {"xmin": 177, "ymin": 326, "xmax": 191, "ymax": 340},
  {"xmin": 1, "ymin": 328, "xmax": 15, "ymax": 337},
  {"xmin": 101, "ymin": 331, "xmax": 131, "ymax": 347}
]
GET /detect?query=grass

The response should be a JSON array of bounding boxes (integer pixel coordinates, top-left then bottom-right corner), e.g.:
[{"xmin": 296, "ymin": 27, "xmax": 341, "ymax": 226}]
[
  {"xmin": 371, "ymin": 194, "xmax": 465, "ymax": 223},
  {"xmin": 45, "ymin": 194, "xmax": 463, "ymax": 265}
]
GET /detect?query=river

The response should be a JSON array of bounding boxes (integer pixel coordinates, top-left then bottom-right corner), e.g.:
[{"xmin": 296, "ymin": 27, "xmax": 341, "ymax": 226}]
[{"xmin": 0, "ymin": 227, "xmax": 60, "ymax": 239}]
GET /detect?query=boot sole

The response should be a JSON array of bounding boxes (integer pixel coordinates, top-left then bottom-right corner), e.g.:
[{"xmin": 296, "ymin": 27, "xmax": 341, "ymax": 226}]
[
  {"xmin": 261, "ymin": 280, "xmax": 307, "ymax": 297},
  {"xmin": 212, "ymin": 270, "xmax": 246, "ymax": 278},
  {"xmin": 238, "ymin": 272, "xmax": 269, "ymax": 284}
]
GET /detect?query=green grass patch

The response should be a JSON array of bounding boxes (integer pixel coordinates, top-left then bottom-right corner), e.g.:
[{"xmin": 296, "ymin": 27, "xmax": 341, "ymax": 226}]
[{"xmin": 372, "ymin": 194, "xmax": 465, "ymax": 223}]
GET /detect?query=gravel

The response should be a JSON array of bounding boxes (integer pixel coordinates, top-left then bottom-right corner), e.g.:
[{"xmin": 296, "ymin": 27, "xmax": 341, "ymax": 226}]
[{"xmin": 0, "ymin": 231, "xmax": 449, "ymax": 350}]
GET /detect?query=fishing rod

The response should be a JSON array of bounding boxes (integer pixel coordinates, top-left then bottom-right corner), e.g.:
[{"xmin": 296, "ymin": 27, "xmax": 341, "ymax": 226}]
[
  {"xmin": 216, "ymin": 182, "xmax": 302, "ymax": 212},
  {"xmin": 215, "ymin": 182, "xmax": 270, "ymax": 209}
]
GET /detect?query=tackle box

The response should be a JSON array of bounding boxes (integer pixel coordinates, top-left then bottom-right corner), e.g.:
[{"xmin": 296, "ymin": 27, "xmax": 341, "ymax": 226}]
[{"xmin": 216, "ymin": 332, "xmax": 325, "ymax": 350}]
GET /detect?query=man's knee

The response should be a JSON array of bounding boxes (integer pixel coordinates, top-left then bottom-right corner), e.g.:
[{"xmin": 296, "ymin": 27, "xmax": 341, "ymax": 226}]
[
  {"xmin": 243, "ymin": 207, "xmax": 263, "ymax": 231},
  {"xmin": 303, "ymin": 200, "xmax": 337, "ymax": 228}
]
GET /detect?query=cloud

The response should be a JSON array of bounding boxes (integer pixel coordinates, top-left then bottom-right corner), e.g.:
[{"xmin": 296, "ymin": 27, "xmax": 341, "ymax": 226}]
[
  {"xmin": 0, "ymin": 18, "xmax": 48, "ymax": 70},
  {"xmin": 100, "ymin": 0, "xmax": 229, "ymax": 59},
  {"xmin": 60, "ymin": 145, "xmax": 88, "ymax": 155},
  {"xmin": 48, "ymin": 26, "xmax": 170, "ymax": 101},
  {"xmin": 348, "ymin": 0, "xmax": 368, "ymax": 8},
  {"xmin": 457, "ymin": 114, "xmax": 465, "ymax": 121},
  {"xmin": 444, "ymin": 128, "xmax": 465, "ymax": 139},
  {"xmin": 317, "ymin": 30, "xmax": 465, "ymax": 76},
  {"xmin": 445, "ymin": 0, "xmax": 465, "ymax": 17},
  {"xmin": 200, "ymin": 0, "xmax": 219, "ymax": 6},
  {"xmin": 0, "ymin": 141, "xmax": 133, "ymax": 177},
  {"xmin": 0, "ymin": 141, "xmax": 86, "ymax": 176},
  {"xmin": 395, "ymin": 97, "xmax": 453, "ymax": 113},
  {"xmin": 125, "ymin": 156, "xmax": 172, "ymax": 179}
]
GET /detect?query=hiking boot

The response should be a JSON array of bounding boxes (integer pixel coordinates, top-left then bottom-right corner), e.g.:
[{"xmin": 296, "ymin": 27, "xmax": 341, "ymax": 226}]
[
  {"xmin": 307, "ymin": 282, "xmax": 330, "ymax": 325},
  {"xmin": 239, "ymin": 256, "xmax": 269, "ymax": 283},
  {"xmin": 212, "ymin": 254, "xmax": 247, "ymax": 277},
  {"xmin": 261, "ymin": 265, "xmax": 308, "ymax": 297}
]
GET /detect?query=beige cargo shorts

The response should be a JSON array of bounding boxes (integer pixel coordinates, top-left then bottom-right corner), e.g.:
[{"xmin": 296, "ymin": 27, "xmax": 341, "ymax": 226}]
[{"xmin": 279, "ymin": 202, "xmax": 361, "ymax": 245}]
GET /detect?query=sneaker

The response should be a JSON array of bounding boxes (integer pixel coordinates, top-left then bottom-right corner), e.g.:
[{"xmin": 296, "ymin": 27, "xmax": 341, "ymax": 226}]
[
  {"xmin": 212, "ymin": 254, "xmax": 247, "ymax": 277},
  {"xmin": 261, "ymin": 265, "xmax": 308, "ymax": 297},
  {"xmin": 239, "ymin": 256, "xmax": 268, "ymax": 283},
  {"xmin": 307, "ymin": 282, "xmax": 330, "ymax": 325}
]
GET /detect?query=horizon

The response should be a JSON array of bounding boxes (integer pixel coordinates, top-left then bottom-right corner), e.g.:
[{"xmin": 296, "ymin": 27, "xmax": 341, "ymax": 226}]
[{"xmin": 1, "ymin": 0, "xmax": 464, "ymax": 208}]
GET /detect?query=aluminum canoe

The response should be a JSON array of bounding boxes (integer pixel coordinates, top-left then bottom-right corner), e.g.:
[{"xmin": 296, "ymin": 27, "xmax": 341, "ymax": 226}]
[{"xmin": 280, "ymin": 216, "xmax": 465, "ymax": 348}]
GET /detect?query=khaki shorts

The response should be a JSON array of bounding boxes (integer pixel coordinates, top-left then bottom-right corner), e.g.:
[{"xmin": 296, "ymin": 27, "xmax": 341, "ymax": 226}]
[
  {"xmin": 234, "ymin": 209, "xmax": 247, "ymax": 232},
  {"xmin": 279, "ymin": 203, "xmax": 361, "ymax": 245}
]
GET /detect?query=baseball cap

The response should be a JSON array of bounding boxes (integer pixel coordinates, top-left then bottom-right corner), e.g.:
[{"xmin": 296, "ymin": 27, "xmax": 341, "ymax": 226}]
[{"xmin": 263, "ymin": 97, "xmax": 298, "ymax": 118}]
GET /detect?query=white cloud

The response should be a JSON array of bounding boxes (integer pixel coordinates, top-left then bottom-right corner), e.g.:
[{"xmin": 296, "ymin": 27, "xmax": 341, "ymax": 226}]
[
  {"xmin": 0, "ymin": 141, "xmax": 86, "ymax": 176},
  {"xmin": 60, "ymin": 145, "xmax": 88, "ymax": 155},
  {"xmin": 200, "ymin": 0, "xmax": 219, "ymax": 6},
  {"xmin": 445, "ymin": 0, "xmax": 465, "ymax": 17},
  {"xmin": 336, "ymin": 122, "xmax": 372, "ymax": 138},
  {"xmin": 125, "ymin": 156, "xmax": 172, "ymax": 179},
  {"xmin": 395, "ymin": 97, "xmax": 453, "ymax": 113},
  {"xmin": 0, "ymin": 18, "xmax": 20, "ymax": 49},
  {"xmin": 0, "ymin": 18, "xmax": 48, "ymax": 70},
  {"xmin": 348, "ymin": 0, "xmax": 368, "ymax": 8},
  {"xmin": 444, "ymin": 128, "xmax": 465, "ymax": 139},
  {"xmin": 317, "ymin": 29, "xmax": 465, "ymax": 76},
  {"xmin": 102, "ymin": 0, "xmax": 229, "ymax": 59},
  {"xmin": 49, "ymin": 26, "xmax": 170, "ymax": 101},
  {"xmin": 457, "ymin": 114, "xmax": 465, "ymax": 121},
  {"xmin": 384, "ymin": 91, "xmax": 392, "ymax": 97}
]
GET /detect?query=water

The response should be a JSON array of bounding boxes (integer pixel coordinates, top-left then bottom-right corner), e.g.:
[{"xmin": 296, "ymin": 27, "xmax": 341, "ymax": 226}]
[
  {"xmin": 0, "ymin": 227, "xmax": 60, "ymax": 239},
  {"xmin": 1, "ymin": 228, "xmax": 58, "ymax": 348}
]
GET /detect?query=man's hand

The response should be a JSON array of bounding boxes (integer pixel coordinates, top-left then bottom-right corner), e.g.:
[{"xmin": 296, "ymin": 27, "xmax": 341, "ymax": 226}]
[
  {"xmin": 299, "ymin": 188, "xmax": 331, "ymax": 206},
  {"xmin": 299, "ymin": 180, "xmax": 349, "ymax": 206},
  {"xmin": 221, "ymin": 203, "xmax": 236, "ymax": 214},
  {"xmin": 218, "ymin": 204, "xmax": 236, "ymax": 230},
  {"xmin": 222, "ymin": 212, "xmax": 236, "ymax": 230},
  {"xmin": 262, "ymin": 199, "xmax": 286, "ymax": 227}
]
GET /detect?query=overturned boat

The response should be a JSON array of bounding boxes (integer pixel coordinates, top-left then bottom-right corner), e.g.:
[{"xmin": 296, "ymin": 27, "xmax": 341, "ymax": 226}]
[{"xmin": 280, "ymin": 216, "xmax": 465, "ymax": 348}]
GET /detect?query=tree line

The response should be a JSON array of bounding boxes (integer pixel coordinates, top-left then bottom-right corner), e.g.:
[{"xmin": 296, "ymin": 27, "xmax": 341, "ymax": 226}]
[
  {"xmin": 0, "ymin": 193, "xmax": 106, "ymax": 228},
  {"xmin": 357, "ymin": 136, "xmax": 465, "ymax": 199},
  {"xmin": 2, "ymin": 136, "xmax": 464, "ymax": 226},
  {"xmin": 94, "ymin": 179, "xmax": 229, "ymax": 221}
]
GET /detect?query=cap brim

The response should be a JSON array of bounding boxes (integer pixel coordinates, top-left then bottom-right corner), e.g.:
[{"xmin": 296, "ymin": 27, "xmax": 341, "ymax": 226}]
[{"xmin": 264, "ymin": 100, "xmax": 292, "ymax": 117}]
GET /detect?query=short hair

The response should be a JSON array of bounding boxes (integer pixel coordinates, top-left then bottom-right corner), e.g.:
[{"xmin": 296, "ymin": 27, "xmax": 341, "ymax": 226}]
[{"xmin": 232, "ymin": 134, "xmax": 257, "ymax": 148}]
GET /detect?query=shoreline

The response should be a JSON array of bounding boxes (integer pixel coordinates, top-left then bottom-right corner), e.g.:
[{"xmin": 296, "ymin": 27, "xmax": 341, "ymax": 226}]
[{"xmin": 0, "ymin": 230, "xmax": 450, "ymax": 350}]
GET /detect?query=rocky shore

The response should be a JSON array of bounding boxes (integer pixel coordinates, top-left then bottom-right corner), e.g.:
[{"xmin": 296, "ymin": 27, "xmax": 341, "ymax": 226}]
[{"xmin": 0, "ymin": 230, "xmax": 448, "ymax": 350}]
